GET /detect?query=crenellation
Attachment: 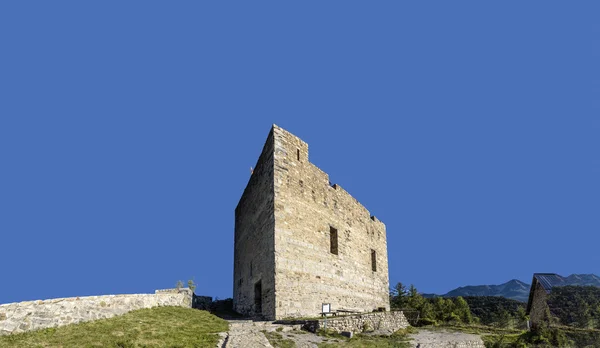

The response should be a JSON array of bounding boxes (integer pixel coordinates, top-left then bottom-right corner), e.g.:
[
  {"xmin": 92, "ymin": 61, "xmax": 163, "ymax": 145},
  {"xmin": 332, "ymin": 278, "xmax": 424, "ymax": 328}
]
[{"xmin": 234, "ymin": 125, "xmax": 390, "ymax": 320}]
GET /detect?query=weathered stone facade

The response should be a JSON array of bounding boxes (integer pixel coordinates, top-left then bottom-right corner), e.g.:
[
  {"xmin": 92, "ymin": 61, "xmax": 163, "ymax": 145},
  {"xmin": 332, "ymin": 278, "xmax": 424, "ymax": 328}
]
[
  {"xmin": 527, "ymin": 281, "xmax": 549, "ymax": 328},
  {"xmin": 303, "ymin": 311, "xmax": 409, "ymax": 334},
  {"xmin": 233, "ymin": 129, "xmax": 276, "ymax": 318},
  {"xmin": 0, "ymin": 288, "xmax": 192, "ymax": 335},
  {"xmin": 234, "ymin": 125, "xmax": 390, "ymax": 320}
]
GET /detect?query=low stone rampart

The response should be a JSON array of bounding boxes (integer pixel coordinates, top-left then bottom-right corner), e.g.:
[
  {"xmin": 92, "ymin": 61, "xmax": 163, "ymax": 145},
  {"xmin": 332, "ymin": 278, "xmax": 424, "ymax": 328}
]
[
  {"xmin": 0, "ymin": 288, "xmax": 193, "ymax": 335},
  {"xmin": 303, "ymin": 311, "xmax": 409, "ymax": 334}
]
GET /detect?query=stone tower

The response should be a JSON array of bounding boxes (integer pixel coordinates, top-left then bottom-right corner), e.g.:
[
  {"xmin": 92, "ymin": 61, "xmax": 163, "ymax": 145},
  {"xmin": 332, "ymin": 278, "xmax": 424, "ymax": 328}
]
[{"xmin": 234, "ymin": 125, "xmax": 390, "ymax": 320}]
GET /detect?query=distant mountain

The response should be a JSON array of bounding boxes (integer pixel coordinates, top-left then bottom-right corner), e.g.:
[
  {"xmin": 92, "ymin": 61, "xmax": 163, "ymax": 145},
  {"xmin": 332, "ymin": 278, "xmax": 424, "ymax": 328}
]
[
  {"xmin": 420, "ymin": 293, "xmax": 440, "ymax": 299},
  {"xmin": 422, "ymin": 274, "xmax": 600, "ymax": 303},
  {"xmin": 442, "ymin": 279, "xmax": 531, "ymax": 303},
  {"xmin": 562, "ymin": 274, "xmax": 600, "ymax": 287}
]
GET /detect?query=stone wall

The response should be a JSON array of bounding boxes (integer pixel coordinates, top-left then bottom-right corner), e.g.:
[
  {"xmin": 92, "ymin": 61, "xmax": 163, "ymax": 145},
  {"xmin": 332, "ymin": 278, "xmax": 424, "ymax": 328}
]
[
  {"xmin": 233, "ymin": 129, "xmax": 276, "ymax": 319},
  {"xmin": 272, "ymin": 125, "xmax": 390, "ymax": 319},
  {"xmin": 0, "ymin": 288, "xmax": 193, "ymax": 335},
  {"xmin": 303, "ymin": 311, "xmax": 409, "ymax": 334},
  {"xmin": 528, "ymin": 281, "xmax": 549, "ymax": 328},
  {"xmin": 193, "ymin": 295, "xmax": 212, "ymax": 310}
]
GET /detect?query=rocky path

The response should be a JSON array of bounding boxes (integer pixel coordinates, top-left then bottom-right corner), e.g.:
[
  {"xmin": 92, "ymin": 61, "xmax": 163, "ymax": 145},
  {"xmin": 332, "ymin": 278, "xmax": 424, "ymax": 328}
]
[
  {"xmin": 407, "ymin": 329, "xmax": 485, "ymax": 348},
  {"xmin": 218, "ymin": 321, "xmax": 485, "ymax": 348},
  {"xmin": 220, "ymin": 320, "xmax": 328, "ymax": 348},
  {"xmin": 222, "ymin": 320, "xmax": 272, "ymax": 348}
]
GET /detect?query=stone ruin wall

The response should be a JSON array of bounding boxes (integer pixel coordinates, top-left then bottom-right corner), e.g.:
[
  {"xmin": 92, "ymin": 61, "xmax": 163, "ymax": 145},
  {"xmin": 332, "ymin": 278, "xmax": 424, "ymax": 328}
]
[
  {"xmin": 303, "ymin": 311, "xmax": 409, "ymax": 334},
  {"xmin": 0, "ymin": 288, "xmax": 193, "ymax": 336},
  {"xmin": 272, "ymin": 125, "xmax": 390, "ymax": 319},
  {"xmin": 528, "ymin": 281, "xmax": 549, "ymax": 328},
  {"xmin": 233, "ymin": 129, "xmax": 276, "ymax": 319}
]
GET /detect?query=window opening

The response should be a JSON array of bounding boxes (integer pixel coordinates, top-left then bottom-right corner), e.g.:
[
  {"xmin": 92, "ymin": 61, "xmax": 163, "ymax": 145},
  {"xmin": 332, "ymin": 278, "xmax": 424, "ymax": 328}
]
[
  {"xmin": 330, "ymin": 226, "xmax": 338, "ymax": 255},
  {"xmin": 371, "ymin": 249, "xmax": 377, "ymax": 272}
]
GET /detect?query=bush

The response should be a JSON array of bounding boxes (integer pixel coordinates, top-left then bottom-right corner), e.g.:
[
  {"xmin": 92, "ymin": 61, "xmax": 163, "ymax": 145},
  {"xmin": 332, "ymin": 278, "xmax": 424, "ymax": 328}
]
[
  {"xmin": 446, "ymin": 312, "xmax": 462, "ymax": 325},
  {"xmin": 416, "ymin": 318, "xmax": 437, "ymax": 326}
]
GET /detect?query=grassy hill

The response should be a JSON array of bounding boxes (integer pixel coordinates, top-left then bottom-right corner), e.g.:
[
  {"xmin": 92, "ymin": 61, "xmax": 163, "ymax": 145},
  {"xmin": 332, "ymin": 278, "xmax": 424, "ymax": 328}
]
[{"xmin": 0, "ymin": 306, "xmax": 228, "ymax": 348}]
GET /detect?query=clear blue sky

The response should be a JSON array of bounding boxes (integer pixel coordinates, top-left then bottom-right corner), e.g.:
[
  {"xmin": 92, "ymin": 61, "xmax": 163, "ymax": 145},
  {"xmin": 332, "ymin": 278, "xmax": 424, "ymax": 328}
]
[{"xmin": 1, "ymin": 2, "xmax": 598, "ymax": 304}]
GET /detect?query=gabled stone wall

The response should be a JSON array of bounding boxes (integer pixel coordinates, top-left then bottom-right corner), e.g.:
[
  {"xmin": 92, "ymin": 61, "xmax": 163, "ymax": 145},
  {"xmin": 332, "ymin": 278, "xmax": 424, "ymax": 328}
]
[
  {"xmin": 528, "ymin": 282, "xmax": 550, "ymax": 328},
  {"xmin": 0, "ymin": 288, "xmax": 192, "ymax": 335}
]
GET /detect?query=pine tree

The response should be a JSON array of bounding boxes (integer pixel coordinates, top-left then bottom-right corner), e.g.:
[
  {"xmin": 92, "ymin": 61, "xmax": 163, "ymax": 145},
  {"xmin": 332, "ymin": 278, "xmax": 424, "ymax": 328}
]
[
  {"xmin": 407, "ymin": 284, "xmax": 425, "ymax": 310},
  {"xmin": 390, "ymin": 282, "xmax": 408, "ymax": 309},
  {"xmin": 454, "ymin": 296, "xmax": 473, "ymax": 324}
]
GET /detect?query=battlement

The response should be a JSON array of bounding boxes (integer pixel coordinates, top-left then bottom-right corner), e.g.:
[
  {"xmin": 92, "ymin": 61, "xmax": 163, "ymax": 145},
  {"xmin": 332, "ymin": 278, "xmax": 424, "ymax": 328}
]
[
  {"xmin": 234, "ymin": 125, "xmax": 390, "ymax": 320},
  {"xmin": 272, "ymin": 124, "xmax": 385, "ymax": 228}
]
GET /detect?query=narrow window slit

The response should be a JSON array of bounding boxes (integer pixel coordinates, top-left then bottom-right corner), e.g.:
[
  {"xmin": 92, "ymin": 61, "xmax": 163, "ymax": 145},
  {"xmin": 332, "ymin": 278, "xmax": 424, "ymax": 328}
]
[
  {"xmin": 330, "ymin": 226, "xmax": 338, "ymax": 255},
  {"xmin": 371, "ymin": 249, "xmax": 377, "ymax": 272}
]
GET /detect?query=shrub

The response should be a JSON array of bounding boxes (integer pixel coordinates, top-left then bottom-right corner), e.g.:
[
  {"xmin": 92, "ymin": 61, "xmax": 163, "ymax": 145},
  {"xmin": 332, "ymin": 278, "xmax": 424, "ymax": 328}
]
[
  {"xmin": 187, "ymin": 279, "xmax": 196, "ymax": 293},
  {"xmin": 416, "ymin": 318, "xmax": 436, "ymax": 326}
]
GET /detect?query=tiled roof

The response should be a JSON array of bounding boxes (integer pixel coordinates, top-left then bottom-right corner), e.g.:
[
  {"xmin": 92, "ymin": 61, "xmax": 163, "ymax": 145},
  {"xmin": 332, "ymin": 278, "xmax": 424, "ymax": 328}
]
[
  {"xmin": 527, "ymin": 273, "xmax": 600, "ymax": 314},
  {"xmin": 533, "ymin": 273, "xmax": 566, "ymax": 293}
]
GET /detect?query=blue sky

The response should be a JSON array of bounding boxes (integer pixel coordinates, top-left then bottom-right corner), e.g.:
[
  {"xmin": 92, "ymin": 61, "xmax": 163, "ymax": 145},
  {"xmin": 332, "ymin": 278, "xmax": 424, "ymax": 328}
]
[{"xmin": 1, "ymin": 2, "xmax": 598, "ymax": 304}]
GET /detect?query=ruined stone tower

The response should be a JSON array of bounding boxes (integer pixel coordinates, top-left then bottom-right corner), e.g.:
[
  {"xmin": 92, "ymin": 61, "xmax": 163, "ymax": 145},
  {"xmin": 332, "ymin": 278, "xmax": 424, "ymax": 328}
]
[{"xmin": 234, "ymin": 125, "xmax": 390, "ymax": 320}]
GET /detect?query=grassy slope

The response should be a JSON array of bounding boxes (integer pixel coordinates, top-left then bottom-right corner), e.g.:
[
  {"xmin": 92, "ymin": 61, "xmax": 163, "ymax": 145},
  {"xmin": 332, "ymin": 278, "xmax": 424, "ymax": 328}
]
[{"xmin": 0, "ymin": 306, "xmax": 228, "ymax": 348}]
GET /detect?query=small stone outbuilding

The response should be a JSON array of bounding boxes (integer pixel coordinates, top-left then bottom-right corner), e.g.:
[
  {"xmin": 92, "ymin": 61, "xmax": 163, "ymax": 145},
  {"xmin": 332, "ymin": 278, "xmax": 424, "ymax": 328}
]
[
  {"xmin": 526, "ymin": 273, "xmax": 564, "ymax": 328},
  {"xmin": 526, "ymin": 273, "xmax": 600, "ymax": 328}
]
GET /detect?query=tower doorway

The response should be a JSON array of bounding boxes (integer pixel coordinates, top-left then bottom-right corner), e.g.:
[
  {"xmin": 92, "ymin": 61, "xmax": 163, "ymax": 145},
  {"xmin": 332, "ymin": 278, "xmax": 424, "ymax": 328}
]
[{"xmin": 254, "ymin": 280, "xmax": 262, "ymax": 316}]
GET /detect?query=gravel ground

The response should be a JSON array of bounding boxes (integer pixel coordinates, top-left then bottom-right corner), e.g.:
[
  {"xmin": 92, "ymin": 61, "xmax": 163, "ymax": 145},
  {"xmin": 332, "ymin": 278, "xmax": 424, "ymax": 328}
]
[
  {"xmin": 221, "ymin": 321, "xmax": 484, "ymax": 348},
  {"xmin": 407, "ymin": 328, "xmax": 485, "ymax": 348},
  {"xmin": 222, "ymin": 320, "xmax": 330, "ymax": 348}
]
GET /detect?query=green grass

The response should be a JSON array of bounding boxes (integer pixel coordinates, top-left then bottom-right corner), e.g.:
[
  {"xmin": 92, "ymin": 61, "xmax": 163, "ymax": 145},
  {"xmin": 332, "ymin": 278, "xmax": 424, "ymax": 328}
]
[
  {"xmin": 0, "ymin": 306, "xmax": 228, "ymax": 348},
  {"xmin": 262, "ymin": 330, "xmax": 296, "ymax": 348},
  {"xmin": 316, "ymin": 327, "xmax": 415, "ymax": 348},
  {"xmin": 423, "ymin": 323, "xmax": 522, "ymax": 336},
  {"xmin": 481, "ymin": 333, "xmax": 524, "ymax": 348},
  {"xmin": 481, "ymin": 326, "xmax": 600, "ymax": 348}
]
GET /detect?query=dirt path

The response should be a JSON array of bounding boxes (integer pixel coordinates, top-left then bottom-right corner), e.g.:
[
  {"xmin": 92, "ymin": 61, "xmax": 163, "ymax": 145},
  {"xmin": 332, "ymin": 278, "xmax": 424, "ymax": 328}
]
[
  {"xmin": 223, "ymin": 320, "xmax": 272, "ymax": 348},
  {"xmin": 220, "ymin": 321, "xmax": 485, "ymax": 348},
  {"xmin": 222, "ymin": 320, "xmax": 329, "ymax": 348},
  {"xmin": 407, "ymin": 328, "xmax": 485, "ymax": 348}
]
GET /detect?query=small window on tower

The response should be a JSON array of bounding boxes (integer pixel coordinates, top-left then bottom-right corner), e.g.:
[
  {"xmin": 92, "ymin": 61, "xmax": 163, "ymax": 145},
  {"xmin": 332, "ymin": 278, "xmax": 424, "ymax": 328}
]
[
  {"xmin": 297, "ymin": 149, "xmax": 300, "ymax": 161},
  {"xmin": 371, "ymin": 249, "xmax": 377, "ymax": 272},
  {"xmin": 330, "ymin": 226, "xmax": 338, "ymax": 255}
]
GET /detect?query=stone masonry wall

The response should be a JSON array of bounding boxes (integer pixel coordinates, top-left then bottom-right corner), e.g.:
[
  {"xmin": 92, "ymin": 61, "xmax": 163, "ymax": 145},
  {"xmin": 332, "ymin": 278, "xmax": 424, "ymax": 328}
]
[
  {"xmin": 303, "ymin": 311, "xmax": 409, "ymax": 334},
  {"xmin": 0, "ymin": 288, "xmax": 192, "ymax": 335},
  {"xmin": 272, "ymin": 125, "xmax": 390, "ymax": 319},
  {"xmin": 528, "ymin": 281, "xmax": 549, "ymax": 328},
  {"xmin": 233, "ymin": 129, "xmax": 276, "ymax": 319}
]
